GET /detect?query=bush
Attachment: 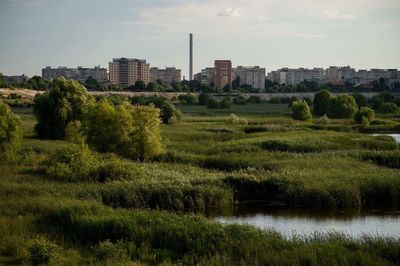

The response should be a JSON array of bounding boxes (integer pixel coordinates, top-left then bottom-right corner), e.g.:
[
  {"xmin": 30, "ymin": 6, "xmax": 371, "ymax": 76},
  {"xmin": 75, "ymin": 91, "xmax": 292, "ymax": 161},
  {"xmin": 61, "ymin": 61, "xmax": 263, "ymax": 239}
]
[
  {"xmin": 313, "ymin": 89, "xmax": 331, "ymax": 116},
  {"xmin": 380, "ymin": 102, "xmax": 399, "ymax": 114},
  {"xmin": 47, "ymin": 144, "xmax": 99, "ymax": 182},
  {"xmin": 94, "ymin": 240, "xmax": 127, "ymax": 262},
  {"xmin": 291, "ymin": 100, "xmax": 312, "ymax": 121},
  {"xmin": 64, "ymin": 120, "xmax": 84, "ymax": 144},
  {"xmin": 0, "ymin": 101, "xmax": 21, "ymax": 160},
  {"xmin": 178, "ymin": 94, "xmax": 197, "ymax": 105},
  {"xmin": 313, "ymin": 114, "xmax": 330, "ymax": 125},
  {"xmin": 247, "ymin": 96, "xmax": 262, "ymax": 104},
  {"xmin": 354, "ymin": 107, "xmax": 375, "ymax": 124},
  {"xmin": 198, "ymin": 93, "xmax": 209, "ymax": 105},
  {"xmin": 228, "ymin": 114, "xmax": 248, "ymax": 125},
  {"xmin": 33, "ymin": 77, "xmax": 91, "ymax": 139},
  {"xmin": 219, "ymin": 97, "xmax": 231, "ymax": 109},
  {"xmin": 327, "ymin": 94, "xmax": 358, "ymax": 119},
  {"xmin": 352, "ymin": 93, "xmax": 367, "ymax": 107},
  {"xmin": 232, "ymin": 96, "xmax": 247, "ymax": 105},
  {"xmin": 160, "ymin": 102, "xmax": 182, "ymax": 124},
  {"xmin": 29, "ymin": 236, "xmax": 60, "ymax": 266},
  {"xmin": 207, "ymin": 97, "xmax": 219, "ymax": 109}
]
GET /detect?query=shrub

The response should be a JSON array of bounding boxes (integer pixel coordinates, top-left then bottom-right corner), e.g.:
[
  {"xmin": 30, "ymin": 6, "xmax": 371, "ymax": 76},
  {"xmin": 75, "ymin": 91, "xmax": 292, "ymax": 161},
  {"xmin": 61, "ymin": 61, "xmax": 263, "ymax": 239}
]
[
  {"xmin": 178, "ymin": 94, "xmax": 197, "ymax": 105},
  {"xmin": 131, "ymin": 96, "xmax": 146, "ymax": 105},
  {"xmin": 380, "ymin": 102, "xmax": 399, "ymax": 114},
  {"xmin": 0, "ymin": 101, "xmax": 21, "ymax": 160},
  {"xmin": 47, "ymin": 144, "xmax": 99, "ymax": 182},
  {"xmin": 29, "ymin": 236, "xmax": 60, "ymax": 266},
  {"xmin": 94, "ymin": 240, "xmax": 127, "ymax": 262},
  {"xmin": 354, "ymin": 107, "xmax": 375, "ymax": 124},
  {"xmin": 198, "ymin": 93, "xmax": 209, "ymax": 105},
  {"xmin": 64, "ymin": 120, "xmax": 84, "ymax": 144},
  {"xmin": 160, "ymin": 102, "xmax": 182, "ymax": 124},
  {"xmin": 291, "ymin": 100, "xmax": 312, "ymax": 121},
  {"xmin": 327, "ymin": 94, "xmax": 358, "ymax": 119},
  {"xmin": 219, "ymin": 97, "xmax": 231, "ymax": 109},
  {"xmin": 33, "ymin": 77, "xmax": 91, "ymax": 139},
  {"xmin": 313, "ymin": 114, "xmax": 330, "ymax": 125},
  {"xmin": 247, "ymin": 96, "xmax": 262, "ymax": 104},
  {"xmin": 207, "ymin": 97, "xmax": 219, "ymax": 109},
  {"xmin": 228, "ymin": 114, "xmax": 248, "ymax": 125},
  {"xmin": 313, "ymin": 89, "xmax": 331, "ymax": 116},
  {"xmin": 352, "ymin": 93, "xmax": 367, "ymax": 107},
  {"xmin": 232, "ymin": 96, "xmax": 247, "ymax": 105}
]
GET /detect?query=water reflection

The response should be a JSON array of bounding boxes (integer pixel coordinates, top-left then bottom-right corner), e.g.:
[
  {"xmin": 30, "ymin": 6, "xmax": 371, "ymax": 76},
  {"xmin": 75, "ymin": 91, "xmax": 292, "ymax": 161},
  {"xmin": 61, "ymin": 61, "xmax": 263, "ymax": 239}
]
[{"xmin": 210, "ymin": 205, "xmax": 400, "ymax": 238}]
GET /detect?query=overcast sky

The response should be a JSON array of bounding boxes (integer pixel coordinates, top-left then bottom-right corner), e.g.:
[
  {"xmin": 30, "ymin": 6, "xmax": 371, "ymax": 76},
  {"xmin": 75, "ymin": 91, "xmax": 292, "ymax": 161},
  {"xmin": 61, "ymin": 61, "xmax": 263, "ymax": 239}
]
[{"xmin": 0, "ymin": 0, "xmax": 399, "ymax": 78}]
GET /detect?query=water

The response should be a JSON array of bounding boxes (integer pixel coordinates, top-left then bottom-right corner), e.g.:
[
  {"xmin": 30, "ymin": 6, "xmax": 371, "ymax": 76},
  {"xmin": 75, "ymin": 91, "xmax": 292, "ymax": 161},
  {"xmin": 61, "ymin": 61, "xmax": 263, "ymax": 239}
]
[
  {"xmin": 211, "ymin": 206, "xmax": 400, "ymax": 238},
  {"xmin": 373, "ymin": 133, "xmax": 400, "ymax": 144}
]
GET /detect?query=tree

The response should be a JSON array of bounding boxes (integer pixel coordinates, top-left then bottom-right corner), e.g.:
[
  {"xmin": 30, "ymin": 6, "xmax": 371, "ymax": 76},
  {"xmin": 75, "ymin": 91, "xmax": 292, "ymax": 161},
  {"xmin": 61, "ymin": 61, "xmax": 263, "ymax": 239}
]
[
  {"xmin": 85, "ymin": 76, "xmax": 100, "ymax": 90},
  {"xmin": 160, "ymin": 102, "xmax": 182, "ymax": 124},
  {"xmin": 291, "ymin": 100, "xmax": 312, "ymax": 121},
  {"xmin": 354, "ymin": 107, "xmax": 375, "ymax": 124},
  {"xmin": 85, "ymin": 100, "xmax": 132, "ymax": 153},
  {"xmin": 33, "ymin": 77, "xmax": 91, "ymax": 139},
  {"xmin": 313, "ymin": 89, "xmax": 331, "ymax": 116},
  {"xmin": 85, "ymin": 101, "xmax": 163, "ymax": 161},
  {"xmin": 133, "ymin": 80, "xmax": 146, "ymax": 91},
  {"xmin": 219, "ymin": 97, "xmax": 231, "ymax": 109},
  {"xmin": 351, "ymin": 93, "xmax": 367, "ymax": 108},
  {"xmin": 380, "ymin": 102, "xmax": 399, "ymax": 114},
  {"xmin": 207, "ymin": 97, "xmax": 219, "ymax": 109},
  {"xmin": 327, "ymin": 94, "xmax": 358, "ymax": 119},
  {"xmin": 0, "ymin": 101, "xmax": 21, "ymax": 160},
  {"xmin": 178, "ymin": 94, "xmax": 197, "ymax": 105},
  {"xmin": 198, "ymin": 93, "xmax": 209, "ymax": 105},
  {"xmin": 127, "ymin": 105, "xmax": 163, "ymax": 161}
]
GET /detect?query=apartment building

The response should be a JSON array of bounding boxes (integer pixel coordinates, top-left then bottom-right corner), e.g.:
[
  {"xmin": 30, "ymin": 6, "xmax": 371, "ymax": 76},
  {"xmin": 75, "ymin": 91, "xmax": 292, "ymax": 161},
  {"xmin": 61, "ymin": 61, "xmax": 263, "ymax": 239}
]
[
  {"xmin": 268, "ymin": 68, "xmax": 325, "ymax": 86},
  {"xmin": 233, "ymin": 66, "xmax": 265, "ymax": 89},
  {"xmin": 150, "ymin": 67, "xmax": 181, "ymax": 85},
  {"xmin": 109, "ymin": 58, "xmax": 150, "ymax": 88},
  {"xmin": 199, "ymin": 67, "xmax": 215, "ymax": 86},
  {"xmin": 4, "ymin": 74, "xmax": 28, "ymax": 84},
  {"xmin": 42, "ymin": 66, "xmax": 107, "ymax": 83},
  {"xmin": 214, "ymin": 60, "xmax": 232, "ymax": 90}
]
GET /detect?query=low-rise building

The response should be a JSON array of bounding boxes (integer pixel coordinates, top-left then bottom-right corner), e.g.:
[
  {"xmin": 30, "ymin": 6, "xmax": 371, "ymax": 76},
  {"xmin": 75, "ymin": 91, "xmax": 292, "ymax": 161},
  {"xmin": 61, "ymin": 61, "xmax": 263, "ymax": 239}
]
[
  {"xmin": 42, "ymin": 66, "xmax": 107, "ymax": 83},
  {"xmin": 150, "ymin": 67, "xmax": 181, "ymax": 85},
  {"xmin": 233, "ymin": 66, "xmax": 265, "ymax": 90},
  {"xmin": 4, "ymin": 74, "xmax": 29, "ymax": 84}
]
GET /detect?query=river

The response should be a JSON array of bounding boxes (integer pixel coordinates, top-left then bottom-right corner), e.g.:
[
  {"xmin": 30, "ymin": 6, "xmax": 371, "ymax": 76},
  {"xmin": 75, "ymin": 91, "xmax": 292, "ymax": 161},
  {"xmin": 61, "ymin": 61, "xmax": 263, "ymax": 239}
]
[{"xmin": 212, "ymin": 206, "xmax": 400, "ymax": 238}]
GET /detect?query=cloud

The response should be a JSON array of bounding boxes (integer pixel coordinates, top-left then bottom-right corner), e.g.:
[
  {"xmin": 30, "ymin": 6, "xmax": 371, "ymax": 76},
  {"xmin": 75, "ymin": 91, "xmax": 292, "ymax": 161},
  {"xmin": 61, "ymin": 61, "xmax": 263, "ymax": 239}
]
[
  {"xmin": 217, "ymin": 7, "xmax": 242, "ymax": 17},
  {"xmin": 322, "ymin": 10, "xmax": 358, "ymax": 20}
]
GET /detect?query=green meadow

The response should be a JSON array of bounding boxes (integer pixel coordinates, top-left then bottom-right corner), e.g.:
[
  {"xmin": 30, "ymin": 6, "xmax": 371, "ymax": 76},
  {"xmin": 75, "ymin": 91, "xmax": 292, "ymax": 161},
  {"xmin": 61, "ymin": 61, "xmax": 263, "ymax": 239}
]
[{"xmin": 1, "ymin": 103, "xmax": 400, "ymax": 265}]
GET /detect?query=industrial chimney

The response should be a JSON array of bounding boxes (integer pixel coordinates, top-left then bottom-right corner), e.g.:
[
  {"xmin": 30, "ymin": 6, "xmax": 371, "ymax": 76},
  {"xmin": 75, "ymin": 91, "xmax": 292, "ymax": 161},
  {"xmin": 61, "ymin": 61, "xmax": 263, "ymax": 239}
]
[{"xmin": 189, "ymin": 33, "xmax": 193, "ymax": 81}]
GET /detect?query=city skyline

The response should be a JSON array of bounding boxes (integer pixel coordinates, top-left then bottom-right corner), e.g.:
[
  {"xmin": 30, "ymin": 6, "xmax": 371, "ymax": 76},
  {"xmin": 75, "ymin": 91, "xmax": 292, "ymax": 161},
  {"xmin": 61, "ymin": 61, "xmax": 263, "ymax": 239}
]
[{"xmin": 1, "ymin": 0, "xmax": 400, "ymax": 77}]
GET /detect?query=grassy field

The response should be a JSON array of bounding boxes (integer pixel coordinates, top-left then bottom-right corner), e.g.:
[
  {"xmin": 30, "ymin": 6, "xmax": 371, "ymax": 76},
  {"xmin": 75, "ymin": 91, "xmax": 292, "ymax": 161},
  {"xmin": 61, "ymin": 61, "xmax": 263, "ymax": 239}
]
[{"xmin": 1, "ymin": 104, "xmax": 400, "ymax": 265}]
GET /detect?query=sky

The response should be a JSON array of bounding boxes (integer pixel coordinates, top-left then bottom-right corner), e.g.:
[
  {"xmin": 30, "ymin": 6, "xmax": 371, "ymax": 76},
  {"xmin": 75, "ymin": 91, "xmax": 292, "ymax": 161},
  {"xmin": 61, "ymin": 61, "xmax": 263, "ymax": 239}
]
[{"xmin": 0, "ymin": 0, "xmax": 399, "ymax": 78}]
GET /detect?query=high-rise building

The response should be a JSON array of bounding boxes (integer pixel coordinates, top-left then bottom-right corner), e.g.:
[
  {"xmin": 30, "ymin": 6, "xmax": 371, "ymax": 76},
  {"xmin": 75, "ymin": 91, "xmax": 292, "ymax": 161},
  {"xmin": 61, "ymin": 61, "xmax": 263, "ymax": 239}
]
[
  {"xmin": 233, "ymin": 66, "xmax": 266, "ymax": 90},
  {"xmin": 109, "ymin": 58, "xmax": 150, "ymax": 88},
  {"xmin": 214, "ymin": 60, "xmax": 232, "ymax": 90},
  {"xmin": 42, "ymin": 66, "xmax": 107, "ymax": 83},
  {"xmin": 200, "ymin": 67, "xmax": 215, "ymax": 86},
  {"xmin": 150, "ymin": 67, "xmax": 181, "ymax": 85},
  {"xmin": 267, "ymin": 68, "xmax": 325, "ymax": 86}
]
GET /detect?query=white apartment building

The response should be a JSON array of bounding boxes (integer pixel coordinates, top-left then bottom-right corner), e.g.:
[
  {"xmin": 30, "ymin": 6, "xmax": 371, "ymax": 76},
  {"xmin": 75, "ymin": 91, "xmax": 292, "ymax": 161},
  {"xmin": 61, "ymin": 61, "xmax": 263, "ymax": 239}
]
[
  {"xmin": 233, "ymin": 66, "xmax": 265, "ymax": 90},
  {"xmin": 150, "ymin": 67, "xmax": 181, "ymax": 85}
]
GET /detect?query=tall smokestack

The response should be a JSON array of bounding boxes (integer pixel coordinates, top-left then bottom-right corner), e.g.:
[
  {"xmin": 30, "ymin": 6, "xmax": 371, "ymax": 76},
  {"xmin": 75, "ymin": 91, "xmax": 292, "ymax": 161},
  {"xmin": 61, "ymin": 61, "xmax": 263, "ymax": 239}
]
[{"xmin": 189, "ymin": 33, "xmax": 193, "ymax": 81}]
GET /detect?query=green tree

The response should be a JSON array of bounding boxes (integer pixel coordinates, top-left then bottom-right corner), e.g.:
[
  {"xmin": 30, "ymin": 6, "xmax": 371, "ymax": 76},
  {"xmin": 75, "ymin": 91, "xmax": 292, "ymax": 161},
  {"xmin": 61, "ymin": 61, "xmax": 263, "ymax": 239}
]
[
  {"xmin": 133, "ymin": 80, "xmax": 146, "ymax": 91},
  {"xmin": 380, "ymin": 102, "xmax": 399, "ymax": 114},
  {"xmin": 219, "ymin": 97, "xmax": 231, "ymax": 109},
  {"xmin": 0, "ymin": 101, "xmax": 21, "ymax": 160},
  {"xmin": 127, "ymin": 105, "xmax": 163, "ymax": 161},
  {"xmin": 351, "ymin": 93, "xmax": 367, "ymax": 108},
  {"xmin": 291, "ymin": 100, "xmax": 312, "ymax": 121},
  {"xmin": 160, "ymin": 102, "xmax": 182, "ymax": 124},
  {"xmin": 33, "ymin": 77, "xmax": 91, "ymax": 139},
  {"xmin": 85, "ymin": 100, "xmax": 132, "ymax": 153},
  {"xmin": 354, "ymin": 107, "xmax": 375, "ymax": 124},
  {"xmin": 327, "ymin": 94, "xmax": 358, "ymax": 119},
  {"xmin": 198, "ymin": 93, "xmax": 209, "ymax": 105},
  {"xmin": 313, "ymin": 89, "xmax": 331, "ymax": 116},
  {"xmin": 85, "ymin": 101, "xmax": 163, "ymax": 160},
  {"xmin": 207, "ymin": 97, "xmax": 219, "ymax": 109}
]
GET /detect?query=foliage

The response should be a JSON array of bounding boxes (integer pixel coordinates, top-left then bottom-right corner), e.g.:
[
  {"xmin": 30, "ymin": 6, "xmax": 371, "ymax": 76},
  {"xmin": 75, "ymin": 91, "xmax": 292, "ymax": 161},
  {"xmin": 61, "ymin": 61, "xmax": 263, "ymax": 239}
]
[
  {"xmin": 29, "ymin": 236, "xmax": 60, "ymax": 266},
  {"xmin": 219, "ymin": 97, "xmax": 231, "ymax": 109},
  {"xmin": 313, "ymin": 114, "xmax": 330, "ymax": 125},
  {"xmin": 232, "ymin": 96, "xmax": 247, "ymax": 105},
  {"xmin": 327, "ymin": 94, "xmax": 358, "ymax": 119},
  {"xmin": 354, "ymin": 107, "xmax": 375, "ymax": 124},
  {"xmin": 198, "ymin": 93, "xmax": 209, "ymax": 105},
  {"xmin": 94, "ymin": 240, "xmax": 127, "ymax": 262},
  {"xmin": 0, "ymin": 101, "xmax": 21, "ymax": 160},
  {"xmin": 33, "ymin": 77, "xmax": 91, "ymax": 139},
  {"xmin": 291, "ymin": 100, "xmax": 312, "ymax": 121},
  {"xmin": 380, "ymin": 102, "xmax": 399, "ymax": 114},
  {"xmin": 352, "ymin": 92, "xmax": 367, "ymax": 107},
  {"xmin": 228, "ymin": 114, "xmax": 248, "ymax": 125},
  {"xmin": 207, "ymin": 97, "xmax": 219, "ymax": 109},
  {"xmin": 178, "ymin": 94, "xmax": 197, "ymax": 105},
  {"xmin": 64, "ymin": 120, "xmax": 84, "ymax": 144},
  {"xmin": 313, "ymin": 89, "xmax": 331, "ymax": 116},
  {"xmin": 160, "ymin": 102, "xmax": 182, "ymax": 124}
]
